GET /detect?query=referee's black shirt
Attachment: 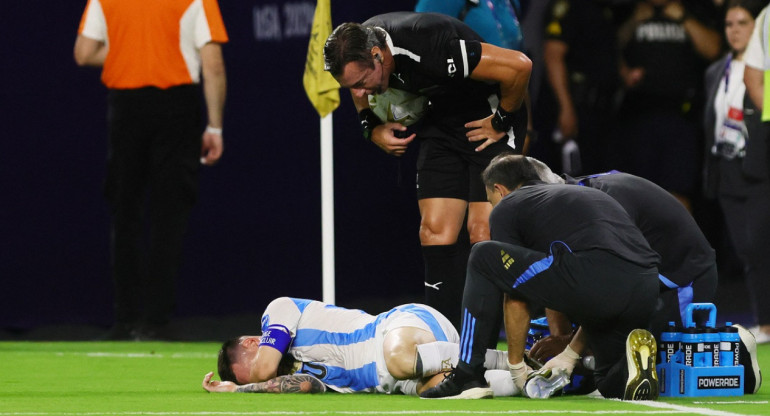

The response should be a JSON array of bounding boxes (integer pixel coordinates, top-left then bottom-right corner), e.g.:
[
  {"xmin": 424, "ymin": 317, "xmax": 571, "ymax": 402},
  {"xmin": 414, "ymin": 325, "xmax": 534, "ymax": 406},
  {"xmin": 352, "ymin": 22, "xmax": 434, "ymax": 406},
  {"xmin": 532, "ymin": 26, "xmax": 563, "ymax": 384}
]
[{"xmin": 363, "ymin": 12, "xmax": 498, "ymax": 118}]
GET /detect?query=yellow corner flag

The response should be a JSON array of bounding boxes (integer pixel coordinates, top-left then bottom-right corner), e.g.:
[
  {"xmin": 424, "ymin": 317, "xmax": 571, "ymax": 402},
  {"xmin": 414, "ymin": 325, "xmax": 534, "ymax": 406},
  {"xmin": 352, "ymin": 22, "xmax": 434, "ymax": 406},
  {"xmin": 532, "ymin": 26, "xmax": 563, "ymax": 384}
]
[{"xmin": 303, "ymin": 0, "xmax": 340, "ymax": 118}]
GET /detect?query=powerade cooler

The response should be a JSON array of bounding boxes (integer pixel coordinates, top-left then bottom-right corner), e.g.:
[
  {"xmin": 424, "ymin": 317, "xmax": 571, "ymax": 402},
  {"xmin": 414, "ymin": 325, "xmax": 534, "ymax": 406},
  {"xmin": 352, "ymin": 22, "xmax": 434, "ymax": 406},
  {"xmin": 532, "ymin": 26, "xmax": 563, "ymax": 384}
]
[{"xmin": 656, "ymin": 303, "xmax": 744, "ymax": 397}]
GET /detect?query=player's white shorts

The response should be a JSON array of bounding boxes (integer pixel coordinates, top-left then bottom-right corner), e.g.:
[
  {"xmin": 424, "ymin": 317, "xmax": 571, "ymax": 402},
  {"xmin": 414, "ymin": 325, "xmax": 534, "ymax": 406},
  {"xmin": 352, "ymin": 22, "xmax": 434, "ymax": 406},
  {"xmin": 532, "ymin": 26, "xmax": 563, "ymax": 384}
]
[
  {"xmin": 262, "ymin": 298, "xmax": 457, "ymax": 395},
  {"xmin": 372, "ymin": 303, "xmax": 459, "ymax": 395}
]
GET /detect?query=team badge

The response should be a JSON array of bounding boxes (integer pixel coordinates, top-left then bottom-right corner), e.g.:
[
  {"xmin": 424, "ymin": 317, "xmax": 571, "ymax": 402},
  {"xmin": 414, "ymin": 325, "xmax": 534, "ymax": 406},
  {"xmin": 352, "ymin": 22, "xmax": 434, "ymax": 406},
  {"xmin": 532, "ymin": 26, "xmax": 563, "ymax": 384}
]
[{"xmin": 501, "ymin": 250, "xmax": 515, "ymax": 270}]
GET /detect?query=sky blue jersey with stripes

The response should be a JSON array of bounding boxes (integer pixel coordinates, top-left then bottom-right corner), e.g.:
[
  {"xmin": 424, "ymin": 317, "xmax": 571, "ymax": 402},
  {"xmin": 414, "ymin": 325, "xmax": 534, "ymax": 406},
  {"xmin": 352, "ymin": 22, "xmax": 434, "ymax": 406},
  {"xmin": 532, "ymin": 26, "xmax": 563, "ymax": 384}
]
[{"xmin": 260, "ymin": 297, "xmax": 451, "ymax": 393}]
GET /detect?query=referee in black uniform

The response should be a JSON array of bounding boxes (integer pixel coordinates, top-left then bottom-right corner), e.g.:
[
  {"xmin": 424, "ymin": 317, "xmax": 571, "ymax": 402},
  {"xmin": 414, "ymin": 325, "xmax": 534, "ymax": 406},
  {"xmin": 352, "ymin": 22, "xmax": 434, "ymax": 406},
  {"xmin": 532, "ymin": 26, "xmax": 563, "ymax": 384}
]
[
  {"xmin": 421, "ymin": 154, "xmax": 661, "ymax": 400},
  {"xmin": 323, "ymin": 12, "xmax": 531, "ymax": 331}
]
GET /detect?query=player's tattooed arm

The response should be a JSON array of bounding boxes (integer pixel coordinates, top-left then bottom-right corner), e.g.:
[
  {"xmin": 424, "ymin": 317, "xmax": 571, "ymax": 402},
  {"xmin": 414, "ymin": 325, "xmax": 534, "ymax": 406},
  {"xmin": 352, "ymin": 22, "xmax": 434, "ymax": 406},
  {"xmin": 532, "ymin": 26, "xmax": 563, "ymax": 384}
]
[
  {"xmin": 203, "ymin": 371, "xmax": 325, "ymax": 394},
  {"xmin": 235, "ymin": 374, "xmax": 326, "ymax": 394}
]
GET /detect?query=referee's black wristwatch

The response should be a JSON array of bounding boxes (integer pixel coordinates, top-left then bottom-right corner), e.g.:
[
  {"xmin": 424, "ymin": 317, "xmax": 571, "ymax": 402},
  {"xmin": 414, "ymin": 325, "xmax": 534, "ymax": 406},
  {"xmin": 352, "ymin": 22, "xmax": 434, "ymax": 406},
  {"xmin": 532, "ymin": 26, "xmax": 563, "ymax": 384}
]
[
  {"xmin": 358, "ymin": 108, "xmax": 383, "ymax": 141},
  {"xmin": 491, "ymin": 106, "xmax": 516, "ymax": 133}
]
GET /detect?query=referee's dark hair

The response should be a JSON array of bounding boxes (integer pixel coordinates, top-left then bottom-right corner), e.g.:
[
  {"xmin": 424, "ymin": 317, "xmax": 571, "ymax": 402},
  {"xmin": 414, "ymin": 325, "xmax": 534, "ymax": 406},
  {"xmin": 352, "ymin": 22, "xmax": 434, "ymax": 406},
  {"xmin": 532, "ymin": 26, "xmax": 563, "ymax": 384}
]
[
  {"xmin": 482, "ymin": 153, "xmax": 540, "ymax": 191},
  {"xmin": 324, "ymin": 22, "xmax": 387, "ymax": 77},
  {"xmin": 217, "ymin": 338, "xmax": 240, "ymax": 382}
]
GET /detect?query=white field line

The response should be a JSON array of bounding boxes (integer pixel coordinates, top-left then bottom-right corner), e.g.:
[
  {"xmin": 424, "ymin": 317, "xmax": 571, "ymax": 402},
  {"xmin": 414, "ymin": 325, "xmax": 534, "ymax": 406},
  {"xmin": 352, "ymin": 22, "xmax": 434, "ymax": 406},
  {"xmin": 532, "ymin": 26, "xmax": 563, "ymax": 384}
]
[{"xmin": 616, "ymin": 399, "xmax": 761, "ymax": 416}]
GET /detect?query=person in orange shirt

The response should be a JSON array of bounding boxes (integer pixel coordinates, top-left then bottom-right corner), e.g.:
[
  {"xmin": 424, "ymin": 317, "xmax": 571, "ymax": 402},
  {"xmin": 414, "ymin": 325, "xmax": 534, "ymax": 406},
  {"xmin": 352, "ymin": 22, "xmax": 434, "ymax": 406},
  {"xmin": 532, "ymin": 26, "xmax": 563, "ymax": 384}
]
[{"xmin": 74, "ymin": 0, "xmax": 228, "ymax": 340}]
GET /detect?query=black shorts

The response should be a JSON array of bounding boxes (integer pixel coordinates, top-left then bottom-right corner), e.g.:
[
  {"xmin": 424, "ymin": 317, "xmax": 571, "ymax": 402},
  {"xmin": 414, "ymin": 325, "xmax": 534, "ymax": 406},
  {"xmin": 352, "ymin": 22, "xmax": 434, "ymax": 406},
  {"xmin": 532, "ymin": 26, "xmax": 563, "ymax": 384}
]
[{"xmin": 415, "ymin": 106, "xmax": 526, "ymax": 202}]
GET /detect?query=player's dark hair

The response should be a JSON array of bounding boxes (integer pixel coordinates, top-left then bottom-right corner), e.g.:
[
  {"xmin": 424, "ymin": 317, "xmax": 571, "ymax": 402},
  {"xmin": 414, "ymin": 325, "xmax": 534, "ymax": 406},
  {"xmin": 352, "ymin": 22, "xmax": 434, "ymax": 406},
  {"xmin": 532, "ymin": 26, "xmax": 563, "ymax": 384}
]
[
  {"xmin": 217, "ymin": 338, "xmax": 240, "ymax": 383},
  {"xmin": 324, "ymin": 23, "xmax": 387, "ymax": 77},
  {"xmin": 482, "ymin": 153, "xmax": 540, "ymax": 190},
  {"xmin": 726, "ymin": 0, "xmax": 765, "ymax": 20}
]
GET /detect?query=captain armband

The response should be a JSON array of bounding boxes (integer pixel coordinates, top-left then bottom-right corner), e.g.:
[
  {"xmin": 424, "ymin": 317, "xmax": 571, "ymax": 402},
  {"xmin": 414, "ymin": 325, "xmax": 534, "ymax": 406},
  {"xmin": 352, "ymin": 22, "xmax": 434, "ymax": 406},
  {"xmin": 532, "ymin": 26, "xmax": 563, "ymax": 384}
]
[
  {"xmin": 358, "ymin": 108, "xmax": 383, "ymax": 141},
  {"xmin": 261, "ymin": 324, "xmax": 292, "ymax": 353},
  {"xmin": 491, "ymin": 106, "xmax": 516, "ymax": 133}
]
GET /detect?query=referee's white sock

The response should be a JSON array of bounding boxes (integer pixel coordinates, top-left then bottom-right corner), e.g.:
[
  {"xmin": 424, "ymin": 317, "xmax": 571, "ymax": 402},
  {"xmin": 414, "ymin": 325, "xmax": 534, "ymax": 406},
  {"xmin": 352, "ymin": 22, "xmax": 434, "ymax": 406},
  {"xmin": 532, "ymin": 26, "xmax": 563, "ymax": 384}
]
[{"xmin": 415, "ymin": 342, "xmax": 510, "ymax": 376}]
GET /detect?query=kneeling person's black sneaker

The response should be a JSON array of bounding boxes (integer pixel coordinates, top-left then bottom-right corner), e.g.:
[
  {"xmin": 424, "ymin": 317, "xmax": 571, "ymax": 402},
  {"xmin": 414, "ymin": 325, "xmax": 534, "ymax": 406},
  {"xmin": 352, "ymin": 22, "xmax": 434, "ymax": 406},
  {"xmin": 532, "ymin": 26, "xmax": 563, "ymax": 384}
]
[
  {"xmin": 420, "ymin": 365, "xmax": 493, "ymax": 399},
  {"xmin": 734, "ymin": 324, "xmax": 762, "ymax": 394},
  {"xmin": 623, "ymin": 329, "xmax": 659, "ymax": 400}
]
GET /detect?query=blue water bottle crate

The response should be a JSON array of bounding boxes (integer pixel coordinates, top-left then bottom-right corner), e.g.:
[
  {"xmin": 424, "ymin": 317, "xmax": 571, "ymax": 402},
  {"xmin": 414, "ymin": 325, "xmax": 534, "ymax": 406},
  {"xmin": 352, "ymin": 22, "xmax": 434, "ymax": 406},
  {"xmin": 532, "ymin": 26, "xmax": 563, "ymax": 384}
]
[{"xmin": 656, "ymin": 303, "xmax": 744, "ymax": 397}]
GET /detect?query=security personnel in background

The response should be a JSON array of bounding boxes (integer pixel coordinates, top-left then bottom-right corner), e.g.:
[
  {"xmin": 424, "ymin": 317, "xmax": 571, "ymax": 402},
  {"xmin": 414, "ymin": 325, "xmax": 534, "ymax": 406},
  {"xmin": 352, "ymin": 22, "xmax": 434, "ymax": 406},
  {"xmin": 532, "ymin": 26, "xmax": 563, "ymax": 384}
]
[{"xmin": 541, "ymin": 0, "xmax": 629, "ymax": 175}]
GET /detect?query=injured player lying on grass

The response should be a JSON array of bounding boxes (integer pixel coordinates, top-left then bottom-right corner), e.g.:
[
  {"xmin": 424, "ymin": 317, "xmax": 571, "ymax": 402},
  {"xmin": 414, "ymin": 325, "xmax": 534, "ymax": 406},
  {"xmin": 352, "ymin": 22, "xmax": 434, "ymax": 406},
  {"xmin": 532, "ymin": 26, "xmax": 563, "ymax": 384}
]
[{"xmin": 202, "ymin": 297, "xmax": 519, "ymax": 396}]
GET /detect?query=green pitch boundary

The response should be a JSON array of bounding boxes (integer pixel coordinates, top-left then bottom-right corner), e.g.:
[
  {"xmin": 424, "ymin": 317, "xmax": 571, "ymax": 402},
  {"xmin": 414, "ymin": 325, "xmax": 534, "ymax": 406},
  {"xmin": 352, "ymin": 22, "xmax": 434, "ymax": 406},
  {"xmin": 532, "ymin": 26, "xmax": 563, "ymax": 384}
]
[{"xmin": 0, "ymin": 342, "xmax": 767, "ymax": 416}]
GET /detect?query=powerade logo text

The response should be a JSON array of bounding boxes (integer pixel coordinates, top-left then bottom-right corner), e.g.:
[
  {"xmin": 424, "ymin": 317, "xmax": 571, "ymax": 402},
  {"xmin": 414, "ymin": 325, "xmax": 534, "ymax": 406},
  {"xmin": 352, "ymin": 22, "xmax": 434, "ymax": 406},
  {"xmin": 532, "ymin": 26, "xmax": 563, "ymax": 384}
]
[
  {"xmin": 665, "ymin": 342, "xmax": 676, "ymax": 361},
  {"xmin": 697, "ymin": 376, "xmax": 740, "ymax": 389},
  {"xmin": 683, "ymin": 344, "xmax": 693, "ymax": 366}
]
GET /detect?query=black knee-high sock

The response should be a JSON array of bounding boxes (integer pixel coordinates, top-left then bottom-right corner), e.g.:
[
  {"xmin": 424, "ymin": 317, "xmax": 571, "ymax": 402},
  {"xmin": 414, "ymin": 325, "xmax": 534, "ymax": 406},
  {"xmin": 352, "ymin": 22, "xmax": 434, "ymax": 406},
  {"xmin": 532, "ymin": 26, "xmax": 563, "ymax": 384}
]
[{"xmin": 423, "ymin": 243, "xmax": 467, "ymax": 332}]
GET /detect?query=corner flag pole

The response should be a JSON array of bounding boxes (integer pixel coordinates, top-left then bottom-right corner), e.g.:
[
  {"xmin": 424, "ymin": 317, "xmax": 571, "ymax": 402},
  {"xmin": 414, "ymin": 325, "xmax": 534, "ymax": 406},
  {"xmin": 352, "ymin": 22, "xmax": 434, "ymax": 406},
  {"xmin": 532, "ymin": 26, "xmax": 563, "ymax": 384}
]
[
  {"xmin": 320, "ymin": 114, "xmax": 335, "ymax": 305},
  {"xmin": 303, "ymin": 0, "xmax": 339, "ymax": 304}
]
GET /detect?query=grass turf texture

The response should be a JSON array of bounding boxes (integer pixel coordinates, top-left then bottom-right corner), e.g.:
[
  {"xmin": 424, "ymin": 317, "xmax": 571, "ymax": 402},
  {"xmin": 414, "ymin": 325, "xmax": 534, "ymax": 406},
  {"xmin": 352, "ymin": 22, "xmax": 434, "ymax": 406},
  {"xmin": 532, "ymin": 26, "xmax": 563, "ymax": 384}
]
[{"xmin": 1, "ymin": 341, "xmax": 768, "ymax": 416}]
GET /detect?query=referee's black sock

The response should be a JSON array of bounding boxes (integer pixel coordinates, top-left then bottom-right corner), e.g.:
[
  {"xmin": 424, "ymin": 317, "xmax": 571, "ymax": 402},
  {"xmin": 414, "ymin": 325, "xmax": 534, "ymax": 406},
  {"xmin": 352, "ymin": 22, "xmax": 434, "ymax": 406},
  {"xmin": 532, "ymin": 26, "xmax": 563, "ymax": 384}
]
[{"xmin": 422, "ymin": 243, "xmax": 468, "ymax": 332}]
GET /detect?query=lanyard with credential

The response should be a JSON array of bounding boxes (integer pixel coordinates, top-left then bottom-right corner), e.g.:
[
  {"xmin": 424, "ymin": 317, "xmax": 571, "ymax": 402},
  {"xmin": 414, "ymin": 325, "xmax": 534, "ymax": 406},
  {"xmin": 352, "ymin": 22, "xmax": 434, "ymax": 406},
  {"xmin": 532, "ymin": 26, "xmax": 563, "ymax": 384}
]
[
  {"xmin": 724, "ymin": 53, "xmax": 733, "ymax": 95},
  {"xmin": 717, "ymin": 53, "xmax": 747, "ymax": 159}
]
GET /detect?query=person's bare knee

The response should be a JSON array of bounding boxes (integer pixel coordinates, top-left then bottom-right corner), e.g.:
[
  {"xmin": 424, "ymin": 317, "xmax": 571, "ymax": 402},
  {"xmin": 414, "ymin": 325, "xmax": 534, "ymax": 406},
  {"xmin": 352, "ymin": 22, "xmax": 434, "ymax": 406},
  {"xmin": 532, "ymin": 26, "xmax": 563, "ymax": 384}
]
[
  {"xmin": 466, "ymin": 219, "xmax": 490, "ymax": 244},
  {"xmin": 383, "ymin": 327, "xmax": 436, "ymax": 380},
  {"xmin": 418, "ymin": 198, "xmax": 466, "ymax": 246},
  {"xmin": 467, "ymin": 202, "xmax": 492, "ymax": 244},
  {"xmin": 419, "ymin": 217, "xmax": 462, "ymax": 246},
  {"xmin": 384, "ymin": 340, "xmax": 417, "ymax": 379}
]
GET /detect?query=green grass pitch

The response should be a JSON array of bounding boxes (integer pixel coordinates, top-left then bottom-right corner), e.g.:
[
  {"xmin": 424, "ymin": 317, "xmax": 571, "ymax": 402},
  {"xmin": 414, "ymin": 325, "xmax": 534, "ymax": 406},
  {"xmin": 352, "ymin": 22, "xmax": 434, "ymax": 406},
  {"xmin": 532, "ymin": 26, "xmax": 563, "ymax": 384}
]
[{"xmin": 1, "ymin": 341, "xmax": 768, "ymax": 416}]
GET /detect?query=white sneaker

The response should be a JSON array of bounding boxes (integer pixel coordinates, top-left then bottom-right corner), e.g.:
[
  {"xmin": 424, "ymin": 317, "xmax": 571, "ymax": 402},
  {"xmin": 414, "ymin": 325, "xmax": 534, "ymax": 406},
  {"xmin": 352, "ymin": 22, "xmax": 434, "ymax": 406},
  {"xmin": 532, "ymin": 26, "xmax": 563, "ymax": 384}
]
[
  {"xmin": 753, "ymin": 329, "xmax": 770, "ymax": 344},
  {"xmin": 734, "ymin": 324, "xmax": 763, "ymax": 394},
  {"xmin": 747, "ymin": 326, "xmax": 770, "ymax": 343},
  {"xmin": 524, "ymin": 368, "xmax": 570, "ymax": 399}
]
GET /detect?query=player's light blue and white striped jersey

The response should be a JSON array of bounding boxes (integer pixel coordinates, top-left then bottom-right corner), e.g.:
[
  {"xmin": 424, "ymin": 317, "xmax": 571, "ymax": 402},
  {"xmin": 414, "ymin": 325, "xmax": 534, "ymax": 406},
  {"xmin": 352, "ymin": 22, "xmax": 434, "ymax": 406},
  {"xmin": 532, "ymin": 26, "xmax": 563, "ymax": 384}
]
[{"xmin": 260, "ymin": 297, "xmax": 457, "ymax": 394}]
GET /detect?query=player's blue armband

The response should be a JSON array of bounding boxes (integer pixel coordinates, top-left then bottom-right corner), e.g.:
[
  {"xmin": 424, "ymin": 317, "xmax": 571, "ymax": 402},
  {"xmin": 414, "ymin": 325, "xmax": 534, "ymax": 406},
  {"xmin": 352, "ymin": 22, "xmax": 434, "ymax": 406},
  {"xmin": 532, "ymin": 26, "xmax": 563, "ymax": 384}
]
[{"xmin": 261, "ymin": 324, "xmax": 292, "ymax": 353}]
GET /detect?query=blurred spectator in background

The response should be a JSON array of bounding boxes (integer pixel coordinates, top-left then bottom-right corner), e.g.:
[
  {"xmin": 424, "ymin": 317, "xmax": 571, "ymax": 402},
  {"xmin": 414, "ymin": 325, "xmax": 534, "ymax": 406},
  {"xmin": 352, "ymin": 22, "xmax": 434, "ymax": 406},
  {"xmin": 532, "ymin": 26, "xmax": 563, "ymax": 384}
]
[
  {"xmin": 726, "ymin": 0, "xmax": 770, "ymax": 344},
  {"xmin": 520, "ymin": 1, "xmax": 549, "ymax": 111},
  {"xmin": 614, "ymin": 0, "xmax": 721, "ymax": 212},
  {"xmin": 415, "ymin": 0, "xmax": 524, "ymax": 51},
  {"xmin": 540, "ymin": 0, "xmax": 629, "ymax": 176},
  {"xmin": 74, "ymin": 0, "xmax": 228, "ymax": 340}
]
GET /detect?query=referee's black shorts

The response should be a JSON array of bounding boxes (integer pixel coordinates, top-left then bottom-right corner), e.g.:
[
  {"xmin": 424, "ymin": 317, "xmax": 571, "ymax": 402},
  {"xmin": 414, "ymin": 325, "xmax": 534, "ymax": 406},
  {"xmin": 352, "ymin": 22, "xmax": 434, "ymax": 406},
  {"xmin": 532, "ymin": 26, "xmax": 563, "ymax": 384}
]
[{"xmin": 415, "ymin": 106, "xmax": 527, "ymax": 202}]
